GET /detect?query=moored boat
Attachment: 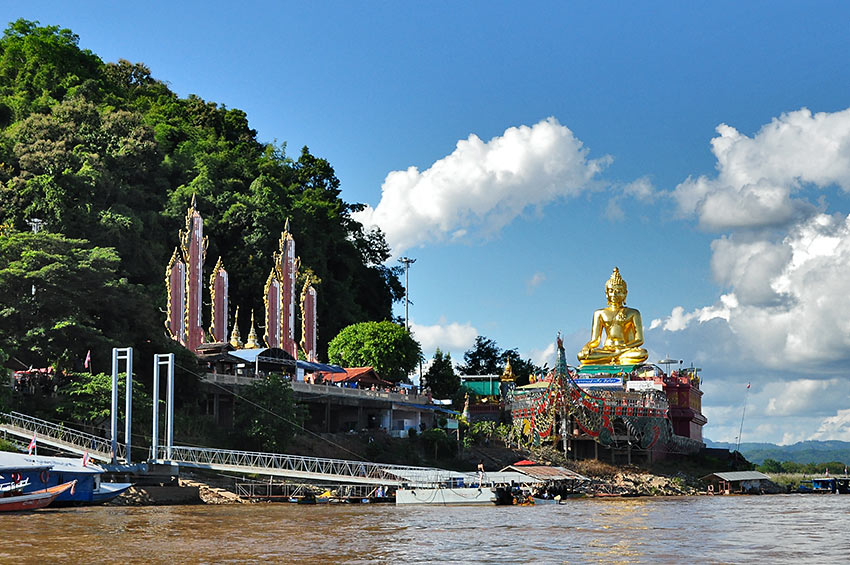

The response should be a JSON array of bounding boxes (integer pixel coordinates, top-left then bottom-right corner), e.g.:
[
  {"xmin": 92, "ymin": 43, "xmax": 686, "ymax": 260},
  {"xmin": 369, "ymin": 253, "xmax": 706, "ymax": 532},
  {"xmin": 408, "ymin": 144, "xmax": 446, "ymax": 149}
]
[
  {"xmin": 0, "ymin": 451, "xmax": 132, "ymax": 505},
  {"xmin": 0, "ymin": 480, "xmax": 76, "ymax": 512}
]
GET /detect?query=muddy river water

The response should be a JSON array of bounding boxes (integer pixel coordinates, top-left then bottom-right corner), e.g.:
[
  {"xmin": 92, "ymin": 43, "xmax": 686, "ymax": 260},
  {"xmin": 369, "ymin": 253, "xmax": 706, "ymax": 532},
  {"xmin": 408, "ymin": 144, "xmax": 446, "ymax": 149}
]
[{"xmin": 3, "ymin": 494, "xmax": 847, "ymax": 563}]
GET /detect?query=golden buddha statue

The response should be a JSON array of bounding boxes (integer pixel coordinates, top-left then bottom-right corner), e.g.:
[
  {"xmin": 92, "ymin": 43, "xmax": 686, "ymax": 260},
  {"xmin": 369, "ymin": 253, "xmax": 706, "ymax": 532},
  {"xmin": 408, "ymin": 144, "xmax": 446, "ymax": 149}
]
[{"xmin": 577, "ymin": 268, "xmax": 648, "ymax": 366}]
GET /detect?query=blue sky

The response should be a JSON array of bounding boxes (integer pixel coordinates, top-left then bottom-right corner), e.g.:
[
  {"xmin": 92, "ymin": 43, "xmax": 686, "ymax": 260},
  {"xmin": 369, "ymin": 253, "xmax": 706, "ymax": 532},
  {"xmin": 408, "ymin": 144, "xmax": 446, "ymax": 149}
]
[{"xmin": 14, "ymin": 2, "xmax": 850, "ymax": 444}]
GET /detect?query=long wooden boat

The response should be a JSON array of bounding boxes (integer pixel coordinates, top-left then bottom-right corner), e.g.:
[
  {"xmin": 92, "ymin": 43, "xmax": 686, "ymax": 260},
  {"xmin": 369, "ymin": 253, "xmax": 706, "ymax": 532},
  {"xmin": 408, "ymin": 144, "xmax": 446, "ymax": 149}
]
[{"xmin": 0, "ymin": 480, "xmax": 76, "ymax": 512}]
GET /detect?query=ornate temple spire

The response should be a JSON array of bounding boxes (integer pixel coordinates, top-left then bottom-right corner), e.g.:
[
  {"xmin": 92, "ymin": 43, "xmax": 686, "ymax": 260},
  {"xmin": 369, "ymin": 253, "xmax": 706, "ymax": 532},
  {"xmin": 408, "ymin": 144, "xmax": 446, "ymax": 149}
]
[
  {"xmin": 229, "ymin": 306, "xmax": 243, "ymax": 349},
  {"xmin": 208, "ymin": 256, "xmax": 229, "ymax": 343},
  {"xmin": 245, "ymin": 310, "xmax": 260, "ymax": 349}
]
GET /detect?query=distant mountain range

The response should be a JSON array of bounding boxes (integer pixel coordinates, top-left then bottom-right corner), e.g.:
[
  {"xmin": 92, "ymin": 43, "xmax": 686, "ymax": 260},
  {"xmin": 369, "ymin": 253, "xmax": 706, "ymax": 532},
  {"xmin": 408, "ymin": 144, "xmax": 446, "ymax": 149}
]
[{"xmin": 705, "ymin": 439, "xmax": 850, "ymax": 465}]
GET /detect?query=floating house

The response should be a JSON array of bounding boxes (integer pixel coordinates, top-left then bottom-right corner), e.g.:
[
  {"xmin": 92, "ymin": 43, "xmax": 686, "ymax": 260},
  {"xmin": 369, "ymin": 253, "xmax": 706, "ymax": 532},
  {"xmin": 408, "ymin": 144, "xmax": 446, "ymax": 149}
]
[{"xmin": 700, "ymin": 471, "xmax": 771, "ymax": 494}]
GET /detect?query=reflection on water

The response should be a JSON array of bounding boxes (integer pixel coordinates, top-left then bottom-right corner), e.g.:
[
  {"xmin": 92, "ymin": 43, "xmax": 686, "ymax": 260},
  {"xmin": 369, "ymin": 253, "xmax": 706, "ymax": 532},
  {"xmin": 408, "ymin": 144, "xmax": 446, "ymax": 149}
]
[{"xmin": 4, "ymin": 495, "xmax": 850, "ymax": 564}]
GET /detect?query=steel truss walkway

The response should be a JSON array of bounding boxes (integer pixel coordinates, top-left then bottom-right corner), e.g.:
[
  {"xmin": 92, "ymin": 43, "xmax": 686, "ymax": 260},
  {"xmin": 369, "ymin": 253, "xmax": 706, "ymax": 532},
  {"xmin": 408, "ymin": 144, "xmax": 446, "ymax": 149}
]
[
  {"xmin": 1, "ymin": 411, "xmax": 459, "ymax": 486},
  {"xmin": 157, "ymin": 446, "xmax": 455, "ymax": 486},
  {"xmin": 0, "ymin": 411, "xmax": 125, "ymax": 463}
]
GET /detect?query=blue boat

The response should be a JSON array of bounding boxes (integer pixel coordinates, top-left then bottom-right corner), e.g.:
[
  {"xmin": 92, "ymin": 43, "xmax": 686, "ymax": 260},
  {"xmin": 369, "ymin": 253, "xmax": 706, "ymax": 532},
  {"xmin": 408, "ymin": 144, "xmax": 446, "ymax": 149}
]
[{"xmin": 0, "ymin": 451, "xmax": 132, "ymax": 506}]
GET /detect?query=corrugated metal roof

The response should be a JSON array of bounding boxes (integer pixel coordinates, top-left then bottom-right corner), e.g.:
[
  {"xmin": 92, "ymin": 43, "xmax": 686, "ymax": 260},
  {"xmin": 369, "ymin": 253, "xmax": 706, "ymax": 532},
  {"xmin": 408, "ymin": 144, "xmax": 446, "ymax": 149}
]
[
  {"xmin": 500, "ymin": 465, "xmax": 589, "ymax": 481},
  {"xmin": 701, "ymin": 471, "xmax": 770, "ymax": 482}
]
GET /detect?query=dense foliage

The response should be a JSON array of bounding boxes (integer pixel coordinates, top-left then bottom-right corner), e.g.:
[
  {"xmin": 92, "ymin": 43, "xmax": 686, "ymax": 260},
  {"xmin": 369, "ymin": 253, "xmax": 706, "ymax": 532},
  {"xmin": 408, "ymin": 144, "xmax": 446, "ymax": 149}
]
[
  {"xmin": 757, "ymin": 458, "xmax": 848, "ymax": 474},
  {"xmin": 423, "ymin": 348, "xmax": 459, "ymax": 398},
  {"xmin": 327, "ymin": 321, "xmax": 422, "ymax": 383},
  {"xmin": 232, "ymin": 374, "xmax": 304, "ymax": 452},
  {"xmin": 457, "ymin": 335, "xmax": 542, "ymax": 386},
  {"xmin": 0, "ymin": 19, "xmax": 403, "ymax": 374}
]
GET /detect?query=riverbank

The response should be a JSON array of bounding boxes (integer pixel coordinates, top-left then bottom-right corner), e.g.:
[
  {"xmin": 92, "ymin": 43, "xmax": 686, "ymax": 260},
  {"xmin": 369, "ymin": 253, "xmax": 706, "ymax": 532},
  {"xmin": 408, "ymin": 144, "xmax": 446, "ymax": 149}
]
[
  {"xmin": 106, "ymin": 441, "xmax": 715, "ymax": 505},
  {"xmin": 108, "ymin": 478, "xmax": 250, "ymax": 506}
]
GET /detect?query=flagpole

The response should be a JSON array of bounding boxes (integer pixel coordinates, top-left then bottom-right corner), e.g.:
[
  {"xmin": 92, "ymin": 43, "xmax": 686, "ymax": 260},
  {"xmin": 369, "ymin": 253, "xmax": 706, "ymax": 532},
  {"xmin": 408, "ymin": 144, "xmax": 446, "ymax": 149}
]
[{"xmin": 736, "ymin": 383, "xmax": 750, "ymax": 454}]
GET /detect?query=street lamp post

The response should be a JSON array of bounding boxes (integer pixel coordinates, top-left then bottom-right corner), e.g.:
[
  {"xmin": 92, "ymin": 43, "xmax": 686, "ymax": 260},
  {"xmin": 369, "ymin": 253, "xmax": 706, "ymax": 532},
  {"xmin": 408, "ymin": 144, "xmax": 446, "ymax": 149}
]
[
  {"xmin": 398, "ymin": 257, "xmax": 416, "ymax": 331},
  {"xmin": 26, "ymin": 219, "xmax": 44, "ymax": 296}
]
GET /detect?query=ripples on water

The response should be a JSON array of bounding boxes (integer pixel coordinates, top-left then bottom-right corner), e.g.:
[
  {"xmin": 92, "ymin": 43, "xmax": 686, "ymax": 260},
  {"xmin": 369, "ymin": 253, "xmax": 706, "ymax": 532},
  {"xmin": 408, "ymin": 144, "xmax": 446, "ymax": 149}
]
[{"xmin": 3, "ymin": 495, "xmax": 849, "ymax": 564}]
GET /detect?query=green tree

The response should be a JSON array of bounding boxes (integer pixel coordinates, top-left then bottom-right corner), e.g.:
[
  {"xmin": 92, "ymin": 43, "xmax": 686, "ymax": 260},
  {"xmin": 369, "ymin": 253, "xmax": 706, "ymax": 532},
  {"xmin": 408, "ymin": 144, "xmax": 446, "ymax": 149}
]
[
  {"xmin": 0, "ymin": 19, "xmax": 404, "ymax": 379},
  {"xmin": 458, "ymin": 336, "xmax": 503, "ymax": 375},
  {"xmin": 757, "ymin": 458, "xmax": 786, "ymax": 473},
  {"xmin": 0, "ymin": 230, "xmax": 153, "ymax": 369},
  {"xmin": 327, "ymin": 321, "xmax": 422, "ymax": 383},
  {"xmin": 0, "ymin": 19, "xmax": 103, "ymax": 119},
  {"xmin": 232, "ymin": 374, "xmax": 304, "ymax": 452},
  {"xmin": 423, "ymin": 348, "xmax": 459, "ymax": 398},
  {"xmin": 56, "ymin": 371, "xmax": 153, "ymax": 436}
]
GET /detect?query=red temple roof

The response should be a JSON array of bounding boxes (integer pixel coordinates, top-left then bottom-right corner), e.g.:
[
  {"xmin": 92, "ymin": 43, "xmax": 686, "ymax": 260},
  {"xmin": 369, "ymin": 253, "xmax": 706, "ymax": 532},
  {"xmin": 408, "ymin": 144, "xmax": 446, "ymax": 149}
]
[{"xmin": 319, "ymin": 367, "xmax": 392, "ymax": 386}]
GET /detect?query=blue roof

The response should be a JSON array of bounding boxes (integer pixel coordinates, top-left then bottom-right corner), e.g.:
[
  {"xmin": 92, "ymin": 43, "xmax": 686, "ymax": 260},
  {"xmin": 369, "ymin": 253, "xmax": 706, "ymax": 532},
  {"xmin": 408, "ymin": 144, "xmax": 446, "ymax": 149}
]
[{"xmin": 297, "ymin": 360, "xmax": 345, "ymax": 373}]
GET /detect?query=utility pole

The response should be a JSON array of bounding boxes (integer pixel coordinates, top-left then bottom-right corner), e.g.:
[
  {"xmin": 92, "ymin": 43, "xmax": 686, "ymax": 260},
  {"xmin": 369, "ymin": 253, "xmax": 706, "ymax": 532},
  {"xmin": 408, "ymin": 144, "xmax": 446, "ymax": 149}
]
[{"xmin": 398, "ymin": 257, "xmax": 416, "ymax": 331}]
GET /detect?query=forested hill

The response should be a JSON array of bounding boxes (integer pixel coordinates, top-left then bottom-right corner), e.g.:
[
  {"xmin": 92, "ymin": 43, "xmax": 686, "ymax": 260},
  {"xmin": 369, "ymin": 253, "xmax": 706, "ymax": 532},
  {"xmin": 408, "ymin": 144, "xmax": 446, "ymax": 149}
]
[
  {"xmin": 0, "ymin": 19, "xmax": 403, "ymax": 371},
  {"xmin": 705, "ymin": 439, "xmax": 850, "ymax": 465}
]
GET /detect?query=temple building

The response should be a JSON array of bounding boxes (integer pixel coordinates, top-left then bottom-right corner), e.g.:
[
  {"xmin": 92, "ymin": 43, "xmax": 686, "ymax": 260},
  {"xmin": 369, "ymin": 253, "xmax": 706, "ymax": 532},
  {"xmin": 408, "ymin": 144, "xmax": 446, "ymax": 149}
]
[
  {"xmin": 165, "ymin": 197, "xmax": 446, "ymax": 436},
  {"xmin": 508, "ymin": 268, "xmax": 707, "ymax": 463}
]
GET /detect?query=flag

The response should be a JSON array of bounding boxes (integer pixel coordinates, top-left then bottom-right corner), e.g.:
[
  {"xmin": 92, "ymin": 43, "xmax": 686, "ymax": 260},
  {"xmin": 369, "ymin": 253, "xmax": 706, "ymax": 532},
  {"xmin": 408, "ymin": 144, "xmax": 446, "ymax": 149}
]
[
  {"xmin": 27, "ymin": 434, "xmax": 36, "ymax": 455},
  {"xmin": 82, "ymin": 451, "xmax": 90, "ymax": 467},
  {"xmin": 746, "ymin": 383, "xmax": 750, "ymax": 389},
  {"xmin": 84, "ymin": 350, "xmax": 91, "ymax": 369}
]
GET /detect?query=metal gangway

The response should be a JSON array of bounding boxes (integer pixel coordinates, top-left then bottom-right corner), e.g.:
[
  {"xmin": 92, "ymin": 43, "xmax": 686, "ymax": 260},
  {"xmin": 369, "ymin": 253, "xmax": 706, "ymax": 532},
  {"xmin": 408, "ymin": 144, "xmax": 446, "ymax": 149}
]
[
  {"xmin": 158, "ymin": 445, "xmax": 460, "ymax": 486},
  {"xmin": 0, "ymin": 411, "xmax": 125, "ymax": 463},
  {"xmin": 1, "ymin": 410, "xmax": 465, "ymax": 486}
]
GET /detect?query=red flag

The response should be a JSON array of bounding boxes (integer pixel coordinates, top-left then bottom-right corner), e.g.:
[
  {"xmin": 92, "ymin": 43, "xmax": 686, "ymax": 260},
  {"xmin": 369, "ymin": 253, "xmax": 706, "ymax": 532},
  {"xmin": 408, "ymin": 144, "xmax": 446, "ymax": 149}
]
[
  {"xmin": 27, "ymin": 434, "xmax": 36, "ymax": 455},
  {"xmin": 746, "ymin": 383, "xmax": 750, "ymax": 389},
  {"xmin": 84, "ymin": 350, "xmax": 91, "ymax": 369},
  {"xmin": 82, "ymin": 451, "xmax": 90, "ymax": 467}
]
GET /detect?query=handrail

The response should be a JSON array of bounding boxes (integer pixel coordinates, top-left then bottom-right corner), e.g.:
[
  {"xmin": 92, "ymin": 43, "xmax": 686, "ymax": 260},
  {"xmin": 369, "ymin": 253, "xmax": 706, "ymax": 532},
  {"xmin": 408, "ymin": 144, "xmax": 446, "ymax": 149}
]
[
  {"xmin": 159, "ymin": 445, "xmax": 457, "ymax": 486},
  {"xmin": 200, "ymin": 372, "xmax": 430, "ymax": 403},
  {"xmin": 0, "ymin": 411, "xmax": 124, "ymax": 461}
]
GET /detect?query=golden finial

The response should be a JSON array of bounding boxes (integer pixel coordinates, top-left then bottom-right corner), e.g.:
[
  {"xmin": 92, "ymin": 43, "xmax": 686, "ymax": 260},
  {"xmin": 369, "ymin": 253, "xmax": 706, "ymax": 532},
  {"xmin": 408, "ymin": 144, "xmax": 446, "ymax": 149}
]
[
  {"xmin": 229, "ymin": 306, "xmax": 243, "ymax": 349},
  {"xmin": 605, "ymin": 267, "xmax": 627, "ymax": 292},
  {"xmin": 245, "ymin": 310, "xmax": 260, "ymax": 349}
]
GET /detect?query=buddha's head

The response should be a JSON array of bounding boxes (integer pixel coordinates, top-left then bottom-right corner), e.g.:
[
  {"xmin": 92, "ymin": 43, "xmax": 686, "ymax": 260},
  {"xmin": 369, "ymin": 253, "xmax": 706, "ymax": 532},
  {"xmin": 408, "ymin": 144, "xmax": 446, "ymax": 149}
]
[{"xmin": 605, "ymin": 267, "xmax": 627, "ymax": 306}]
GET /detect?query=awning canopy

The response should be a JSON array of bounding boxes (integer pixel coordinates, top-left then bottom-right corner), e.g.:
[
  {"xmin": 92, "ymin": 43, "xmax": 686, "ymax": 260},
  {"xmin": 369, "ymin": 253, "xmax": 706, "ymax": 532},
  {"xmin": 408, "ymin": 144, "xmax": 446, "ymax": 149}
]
[
  {"xmin": 297, "ymin": 360, "xmax": 345, "ymax": 373},
  {"xmin": 230, "ymin": 347, "xmax": 296, "ymax": 364}
]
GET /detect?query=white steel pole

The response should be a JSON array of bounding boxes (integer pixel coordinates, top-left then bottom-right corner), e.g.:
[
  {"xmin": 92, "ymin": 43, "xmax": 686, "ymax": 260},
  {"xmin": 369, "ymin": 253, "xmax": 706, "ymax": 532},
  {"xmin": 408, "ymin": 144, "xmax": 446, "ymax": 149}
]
[
  {"xmin": 152, "ymin": 356, "xmax": 160, "ymax": 462},
  {"xmin": 166, "ymin": 353, "xmax": 175, "ymax": 460},
  {"xmin": 123, "ymin": 348, "xmax": 133, "ymax": 464},
  {"xmin": 111, "ymin": 348, "xmax": 119, "ymax": 464}
]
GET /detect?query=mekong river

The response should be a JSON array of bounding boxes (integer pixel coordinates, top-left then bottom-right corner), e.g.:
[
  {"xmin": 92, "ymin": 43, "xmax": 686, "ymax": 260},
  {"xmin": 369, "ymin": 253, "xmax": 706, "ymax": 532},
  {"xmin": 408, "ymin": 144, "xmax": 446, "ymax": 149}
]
[{"xmin": 4, "ymin": 494, "xmax": 847, "ymax": 564}]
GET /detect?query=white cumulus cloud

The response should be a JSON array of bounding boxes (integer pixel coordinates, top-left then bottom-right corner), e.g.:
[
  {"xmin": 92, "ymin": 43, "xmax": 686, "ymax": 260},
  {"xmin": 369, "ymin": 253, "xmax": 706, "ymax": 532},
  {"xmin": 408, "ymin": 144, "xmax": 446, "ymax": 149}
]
[
  {"xmin": 810, "ymin": 409, "xmax": 850, "ymax": 441},
  {"xmin": 673, "ymin": 107, "xmax": 850, "ymax": 231},
  {"xmin": 353, "ymin": 117, "xmax": 611, "ymax": 256},
  {"xmin": 656, "ymin": 213, "xmax": 850, "ymax": 366},
  {"xmin": 410, "ymin": 319, "xmax": 478, "ymax": 360},
  {"xmin": 654, "ymin": 107, "xmax": 850, "ymax": 370},
  {"xmin": 765, "ymin": 379, "xmax": 839, "ymax": 416}
]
